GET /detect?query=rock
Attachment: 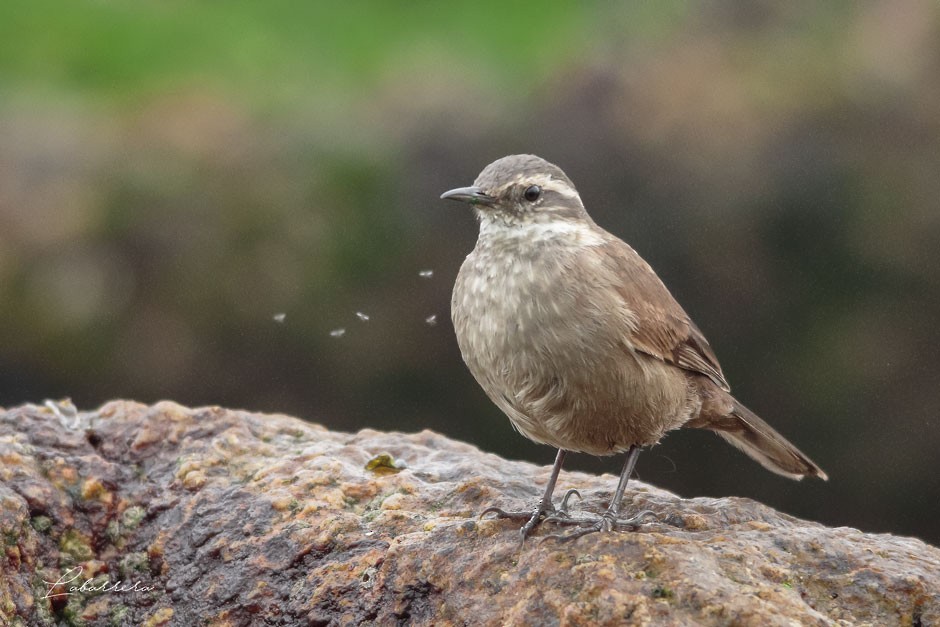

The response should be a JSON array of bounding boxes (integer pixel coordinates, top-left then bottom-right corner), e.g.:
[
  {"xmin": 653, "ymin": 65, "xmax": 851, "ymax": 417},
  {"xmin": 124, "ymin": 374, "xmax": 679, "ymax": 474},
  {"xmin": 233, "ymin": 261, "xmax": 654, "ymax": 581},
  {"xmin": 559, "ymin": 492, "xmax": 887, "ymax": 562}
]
[{"xmin": 0, "ymin": 401, "xmax": 937, "ymax": 626}]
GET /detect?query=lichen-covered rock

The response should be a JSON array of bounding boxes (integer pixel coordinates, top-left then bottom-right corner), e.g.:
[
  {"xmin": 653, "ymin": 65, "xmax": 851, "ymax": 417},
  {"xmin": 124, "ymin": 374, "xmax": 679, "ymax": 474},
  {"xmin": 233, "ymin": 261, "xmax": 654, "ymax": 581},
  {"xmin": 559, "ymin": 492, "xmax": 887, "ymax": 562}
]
[{"xmin": 0, "ymin": 401, "xmax": 937, "ymax": 626}]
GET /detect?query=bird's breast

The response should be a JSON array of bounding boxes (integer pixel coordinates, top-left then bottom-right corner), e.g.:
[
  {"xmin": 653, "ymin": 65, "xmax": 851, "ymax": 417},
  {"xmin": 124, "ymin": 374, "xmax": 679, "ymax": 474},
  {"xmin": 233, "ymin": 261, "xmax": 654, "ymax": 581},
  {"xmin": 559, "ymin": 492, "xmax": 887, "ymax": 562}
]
[{"xmin": 451, "ymin": 231, "xmax": 621, "ymax": 377}]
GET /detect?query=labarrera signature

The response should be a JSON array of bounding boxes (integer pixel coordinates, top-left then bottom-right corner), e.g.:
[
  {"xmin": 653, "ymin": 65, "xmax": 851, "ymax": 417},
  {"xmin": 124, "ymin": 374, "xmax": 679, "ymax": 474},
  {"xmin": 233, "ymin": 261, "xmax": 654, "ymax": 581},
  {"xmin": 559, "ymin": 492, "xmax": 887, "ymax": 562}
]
[{"xmin": 42, "ymin": 566, "xmax": 157, "ymax": 599}]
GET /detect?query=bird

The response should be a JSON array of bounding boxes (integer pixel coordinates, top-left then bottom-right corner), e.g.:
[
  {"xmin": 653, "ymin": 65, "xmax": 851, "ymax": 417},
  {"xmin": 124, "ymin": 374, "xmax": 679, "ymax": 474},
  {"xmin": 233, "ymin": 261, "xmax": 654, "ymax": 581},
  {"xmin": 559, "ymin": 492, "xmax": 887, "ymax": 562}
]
[{"xmin": 442, "ymin": 154, "xmax": 827, "ymax": 541}]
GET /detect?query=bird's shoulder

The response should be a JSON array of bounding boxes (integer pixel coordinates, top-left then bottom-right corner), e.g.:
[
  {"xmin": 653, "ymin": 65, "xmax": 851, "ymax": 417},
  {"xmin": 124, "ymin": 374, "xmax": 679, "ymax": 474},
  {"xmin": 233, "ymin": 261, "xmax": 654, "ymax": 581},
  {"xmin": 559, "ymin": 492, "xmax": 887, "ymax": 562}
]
[{"xmin": 588, "ymin": 231, "xmax": 730, "ymax": 391}]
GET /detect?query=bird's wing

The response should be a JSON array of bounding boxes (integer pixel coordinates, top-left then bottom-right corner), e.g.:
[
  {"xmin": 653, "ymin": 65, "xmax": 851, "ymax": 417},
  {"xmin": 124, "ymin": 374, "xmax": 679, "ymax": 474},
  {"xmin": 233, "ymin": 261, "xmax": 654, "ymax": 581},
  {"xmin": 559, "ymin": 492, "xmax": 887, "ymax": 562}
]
[{"xmin": 595, "ymin": 238, "xmax": 731, "ymax": 391}]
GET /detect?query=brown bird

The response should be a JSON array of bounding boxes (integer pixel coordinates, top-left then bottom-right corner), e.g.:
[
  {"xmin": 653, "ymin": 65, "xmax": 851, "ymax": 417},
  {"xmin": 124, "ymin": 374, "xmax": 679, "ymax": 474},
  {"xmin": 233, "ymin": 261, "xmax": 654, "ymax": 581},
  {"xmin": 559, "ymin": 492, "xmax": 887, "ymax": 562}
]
[{"xmin": 442, "ymin": 154, "xmax": 827, "ymax": 541}]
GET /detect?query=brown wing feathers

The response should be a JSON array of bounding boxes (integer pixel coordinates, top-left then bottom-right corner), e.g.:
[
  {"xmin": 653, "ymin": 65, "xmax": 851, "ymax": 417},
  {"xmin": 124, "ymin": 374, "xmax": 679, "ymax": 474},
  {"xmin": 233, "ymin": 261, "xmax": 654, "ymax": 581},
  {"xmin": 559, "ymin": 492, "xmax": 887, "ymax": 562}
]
[{"xmin": 600, "ymin": 242, "xmax": 730, "ymax": 391}]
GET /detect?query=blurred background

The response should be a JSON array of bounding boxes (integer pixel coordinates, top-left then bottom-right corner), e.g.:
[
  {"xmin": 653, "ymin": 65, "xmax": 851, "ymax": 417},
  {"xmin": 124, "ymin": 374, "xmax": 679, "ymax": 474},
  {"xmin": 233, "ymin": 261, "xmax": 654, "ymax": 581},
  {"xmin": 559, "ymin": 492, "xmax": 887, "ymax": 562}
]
[{"xmin": 1, "ymin": 2, "xmax": 938, "ymax": 545}]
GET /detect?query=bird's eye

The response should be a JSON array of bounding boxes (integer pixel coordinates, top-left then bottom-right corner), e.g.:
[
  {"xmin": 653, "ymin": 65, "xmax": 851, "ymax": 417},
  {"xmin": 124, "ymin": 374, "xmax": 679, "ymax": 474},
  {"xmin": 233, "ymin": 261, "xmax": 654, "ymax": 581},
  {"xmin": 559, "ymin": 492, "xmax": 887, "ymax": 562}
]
[{"xmin": 523, "ymin": 185, "xmax": 541, "ymax": 202}]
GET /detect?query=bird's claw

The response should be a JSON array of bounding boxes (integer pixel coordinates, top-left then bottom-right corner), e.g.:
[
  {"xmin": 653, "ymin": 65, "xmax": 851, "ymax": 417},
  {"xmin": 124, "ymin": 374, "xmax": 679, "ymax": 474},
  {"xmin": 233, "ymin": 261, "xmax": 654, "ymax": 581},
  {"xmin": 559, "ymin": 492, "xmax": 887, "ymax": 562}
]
[
  {"xmin": 481, "ymin": 502, "xmax": 558, "ymax": 545},
  {"xmin": 542, "ymin": 489, "xmax": 582, "ymax": 525},
  {"xmin": 479, "ymin": 506, "xmax": 538, "ymax": 522},
  {"xmin": 559, "ymin": 489, "xmax": 581, "ymax": 514},
  {"xmin": 518, "ymin": 510, "xmax": 545, "ymax": 545},
  {"xmin": 541, "ymin": 509, "xmax": 659, "ymax": 542},
  {"xmin": 612, "ymin": 509, "xmax": 657, "ymax": 528},
  {"xmin": 481, "ymin": 492, "xmax": 659, "ymax": 544}
]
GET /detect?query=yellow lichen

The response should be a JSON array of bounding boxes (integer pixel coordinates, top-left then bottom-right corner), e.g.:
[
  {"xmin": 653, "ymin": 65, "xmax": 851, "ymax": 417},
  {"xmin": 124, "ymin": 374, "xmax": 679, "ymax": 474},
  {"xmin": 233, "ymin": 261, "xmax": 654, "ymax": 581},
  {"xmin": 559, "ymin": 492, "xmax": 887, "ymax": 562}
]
[
  {"xmin": 182, "ymin": 470, "xmax": 207, "ymax": 491},
  {"xmin": 80, "ymin": 478, "xmax": 111, "ymax": 503},
  {"xmin": 141, "ymin": 606, "xmax": 174, "ymax": 627},
  {"xmin": 365, "ymin": 453, "xmax": 402, "ymax": 475}
]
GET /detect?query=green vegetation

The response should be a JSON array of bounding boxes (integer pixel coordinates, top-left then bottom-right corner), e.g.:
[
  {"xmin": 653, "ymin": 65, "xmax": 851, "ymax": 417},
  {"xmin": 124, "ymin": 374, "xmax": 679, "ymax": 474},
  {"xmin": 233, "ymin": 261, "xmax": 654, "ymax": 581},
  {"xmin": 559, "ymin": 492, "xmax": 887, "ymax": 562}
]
[{"xmin": 0, "ymin": 1, "xmax": 602, "ymax": 106}]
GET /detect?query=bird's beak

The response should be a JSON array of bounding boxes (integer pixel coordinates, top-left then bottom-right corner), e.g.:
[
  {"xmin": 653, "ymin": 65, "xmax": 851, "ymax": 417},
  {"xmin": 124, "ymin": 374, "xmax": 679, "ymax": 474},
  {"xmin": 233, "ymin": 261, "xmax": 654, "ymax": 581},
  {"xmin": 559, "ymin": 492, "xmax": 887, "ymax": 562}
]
[{"xmin": 440, "ymin": 186, "xmax": 496, "ymax": 207}]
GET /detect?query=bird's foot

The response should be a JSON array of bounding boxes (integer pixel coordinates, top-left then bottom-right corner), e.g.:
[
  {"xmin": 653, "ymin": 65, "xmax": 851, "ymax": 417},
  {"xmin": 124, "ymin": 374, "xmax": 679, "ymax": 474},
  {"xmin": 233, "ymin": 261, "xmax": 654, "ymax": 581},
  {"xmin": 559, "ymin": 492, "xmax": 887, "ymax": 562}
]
[
  {"xmin": 540, "ymin": 489, "xmax": 581, "ymax": 523},
  {"xmin": 480, "ymin": 490, "xmax": 580, "ymax": 544},
  {"xmin": 542, "ymin": 508, "xmax": 658, "ymax": 542},
  {"xmin": 480, "ymin": 505, "xmax": 549, "ymax": 545}
]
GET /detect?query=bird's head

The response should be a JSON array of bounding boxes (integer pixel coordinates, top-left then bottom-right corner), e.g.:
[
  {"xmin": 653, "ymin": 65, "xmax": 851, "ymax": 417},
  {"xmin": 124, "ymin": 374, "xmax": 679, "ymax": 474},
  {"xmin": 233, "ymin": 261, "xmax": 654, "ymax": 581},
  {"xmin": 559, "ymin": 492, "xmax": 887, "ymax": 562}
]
[{"xmin": 441, "ymin": 154, "xmax": 590, "ymax": 229}]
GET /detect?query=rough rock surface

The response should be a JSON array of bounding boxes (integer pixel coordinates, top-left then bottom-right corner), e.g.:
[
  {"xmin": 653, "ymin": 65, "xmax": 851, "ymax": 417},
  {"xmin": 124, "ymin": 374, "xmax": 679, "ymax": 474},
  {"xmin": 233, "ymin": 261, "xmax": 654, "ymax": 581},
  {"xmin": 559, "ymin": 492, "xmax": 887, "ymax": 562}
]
[{"xmin": 0, "ymin": 401, "xmax": 937, "ymax": 626}]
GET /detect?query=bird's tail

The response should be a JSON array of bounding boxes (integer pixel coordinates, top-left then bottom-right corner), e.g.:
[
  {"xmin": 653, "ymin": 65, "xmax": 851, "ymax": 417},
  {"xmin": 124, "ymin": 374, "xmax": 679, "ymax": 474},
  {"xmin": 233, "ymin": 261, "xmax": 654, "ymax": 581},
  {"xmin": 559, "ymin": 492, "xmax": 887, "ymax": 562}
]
[{"xmin": 712, "ymin": 400, "xmax": 828, "ymax": 481}]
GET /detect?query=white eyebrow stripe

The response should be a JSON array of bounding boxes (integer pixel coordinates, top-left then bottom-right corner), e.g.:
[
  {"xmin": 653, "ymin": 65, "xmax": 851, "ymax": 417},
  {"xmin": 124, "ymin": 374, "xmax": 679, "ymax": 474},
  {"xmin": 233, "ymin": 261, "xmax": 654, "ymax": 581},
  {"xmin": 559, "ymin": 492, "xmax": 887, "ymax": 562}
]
[
  {"xmin": 540, "ymin": 180, "xmax": 580, "ymax": 199},
  {"xmin": 493, "ymin": 173, "xmax": 581, "ymax": 199},
  {"xmin": 503, "ymin": 174, "xmax": 580, "ymax": 198}
]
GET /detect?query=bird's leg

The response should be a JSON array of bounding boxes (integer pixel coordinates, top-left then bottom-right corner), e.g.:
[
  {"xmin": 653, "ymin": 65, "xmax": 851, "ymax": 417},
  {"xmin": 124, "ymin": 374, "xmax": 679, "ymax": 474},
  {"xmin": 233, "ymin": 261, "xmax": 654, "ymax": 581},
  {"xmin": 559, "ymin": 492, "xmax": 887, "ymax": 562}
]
[
  {"xmin": 480, "ymin": 449, "xmax": 567, "ymax": 542},
  {"xmin": 544, "ymin": 446, "xmax": 656, "ymax": 541}
]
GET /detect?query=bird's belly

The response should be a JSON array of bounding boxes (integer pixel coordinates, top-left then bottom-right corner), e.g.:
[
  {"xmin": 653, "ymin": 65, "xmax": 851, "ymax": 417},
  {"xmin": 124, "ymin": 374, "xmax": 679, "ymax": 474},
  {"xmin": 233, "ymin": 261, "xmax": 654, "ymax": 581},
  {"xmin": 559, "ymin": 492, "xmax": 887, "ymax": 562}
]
[
  {"xmin": 452, "ymin": 251, "xmax": 693, "ymax": 455},
  {"xmin": 502, "ymin": 352, "xmax": 692, "ymax": 455}
]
